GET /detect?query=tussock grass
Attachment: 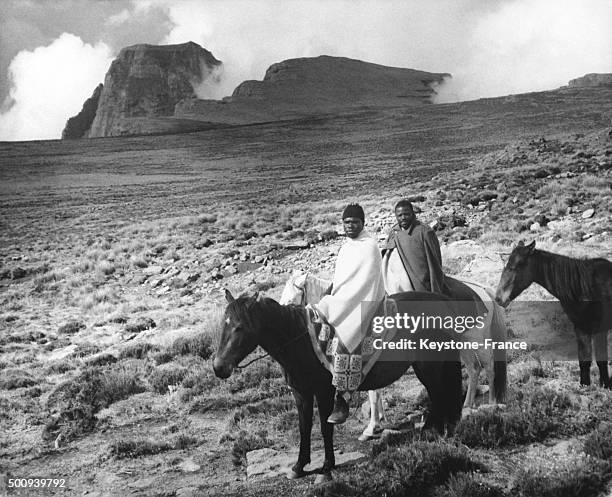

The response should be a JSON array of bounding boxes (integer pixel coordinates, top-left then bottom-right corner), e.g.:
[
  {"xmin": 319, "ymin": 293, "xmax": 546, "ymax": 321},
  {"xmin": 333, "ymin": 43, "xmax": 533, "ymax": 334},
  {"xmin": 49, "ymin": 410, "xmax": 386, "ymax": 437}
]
[
  {"xmin": 119, "ymin": 342, "xmax": 160, "ymax": 360},
  {"xmin": 58, "ymin": 320, "xmax": 86, "ymax": 335},
  {"xmin": 510, "ymin": 455, "xmax": 611, "ymax": 497},
  {"xmin": 96, "ymin": 260, "xmax": 116, "ymax": 276},
  {"xmin": 310, "ymin": 441, "xmax": 484, "ymax": 497},
  {"xmin": 148, "ymin": 363, "xmax": 189, "ymax": 394},
  {"xmin": 455, "ymin": 385, "xmax": 574, "ymax": 448},
  {"xmin": 109, "ymin": 433, "xmax": 198, "ymax": 459},
  {"xmin": 584, "ymin": 422, "xmax": 612, "ymax": 461},
  {"xmin": 228, "ymin": 429, "xmax": 271, "ymax": 466},
  {"xmin": 435, "ymin": 473, "xmax": 504, "ymax": 497},
  {"xmin": 44, "ymin": 361, "xmax": 148, "ymax": 441},
  {"xmin": 169, "ymin": 333, "xmax": 214, "ymax": 360},
  {"xmin": 0, "ymin": 368, "xmax": 38, "ymax": 390}
]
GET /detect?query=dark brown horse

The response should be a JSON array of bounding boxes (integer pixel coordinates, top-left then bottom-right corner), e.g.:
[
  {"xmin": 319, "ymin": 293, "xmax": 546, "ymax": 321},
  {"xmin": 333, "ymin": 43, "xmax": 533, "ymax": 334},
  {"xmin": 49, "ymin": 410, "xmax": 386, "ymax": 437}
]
[
  {"xmin": 213, "ymin": 290, "xmax": 463, "ymax": 481},
  {"xmin": 495, "ymin": 241, "xmax": 612, "ymax": 388}
]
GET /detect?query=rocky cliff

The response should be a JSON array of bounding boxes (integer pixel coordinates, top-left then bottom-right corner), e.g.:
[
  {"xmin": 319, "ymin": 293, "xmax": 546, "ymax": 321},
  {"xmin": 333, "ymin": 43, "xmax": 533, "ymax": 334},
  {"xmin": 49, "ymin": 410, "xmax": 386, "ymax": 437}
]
[
  {"xmin": 176, "ymin": 56, "xmax": 449, "ymax": 125},
  {"xmin": 62, "ymin": 84, "xmax": 103, "ymax": 139},
  {"xmin": 87, "ymin": 42, "xmax": 221, "ymax": 137},
  {"xmin": 567, "ymin": 73, "xmax": 612, "ymax": 87}
]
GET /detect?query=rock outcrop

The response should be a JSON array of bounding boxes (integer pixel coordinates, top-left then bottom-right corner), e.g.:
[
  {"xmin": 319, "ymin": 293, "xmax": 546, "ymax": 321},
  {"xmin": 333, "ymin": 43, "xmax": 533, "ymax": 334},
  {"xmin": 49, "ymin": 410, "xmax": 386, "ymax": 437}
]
[
  {"xmin": 176, "ymin": 56, "xmax": 449, "ymax": 125},
  {"xmin": 87, "ymin": 42, "xmax": 221, "ymax": 137},
  {"xmin": 62, "ymin": 84, "xmax": 103, "ymax": 139},
  {"xmin": 567, "ymin": 73, "xmax": 612, "ymax": 88}
]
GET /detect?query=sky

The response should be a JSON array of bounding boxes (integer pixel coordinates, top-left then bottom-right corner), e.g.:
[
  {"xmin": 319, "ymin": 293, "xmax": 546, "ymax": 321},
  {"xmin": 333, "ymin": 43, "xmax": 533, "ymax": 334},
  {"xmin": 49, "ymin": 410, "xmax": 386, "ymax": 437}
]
[{"xmin": 0, "ymin": 0, "xmax": 610, "ymax": 141}]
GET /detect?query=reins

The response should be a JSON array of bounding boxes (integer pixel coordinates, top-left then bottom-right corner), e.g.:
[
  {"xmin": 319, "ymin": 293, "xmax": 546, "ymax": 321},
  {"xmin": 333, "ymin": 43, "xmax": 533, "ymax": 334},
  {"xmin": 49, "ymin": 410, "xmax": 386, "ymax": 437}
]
[{"xmin": 235, "ymin": 328, "xmax": 311, "ymax": 370}]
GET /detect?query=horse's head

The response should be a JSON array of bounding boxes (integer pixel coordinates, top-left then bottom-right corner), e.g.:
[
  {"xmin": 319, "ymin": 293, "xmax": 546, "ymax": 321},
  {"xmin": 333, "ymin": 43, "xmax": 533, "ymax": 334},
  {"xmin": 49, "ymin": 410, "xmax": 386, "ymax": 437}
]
[
  {"xmin": 213, "ymin": 289, "xmax": 262, "ymax": 379},
  {"xmin": 495, "ymin": 240, "xmax": 536, "ymax": 307},
  {"xmin": 279, "ymin": 271, "xmax": 307, "ymax": 306}
]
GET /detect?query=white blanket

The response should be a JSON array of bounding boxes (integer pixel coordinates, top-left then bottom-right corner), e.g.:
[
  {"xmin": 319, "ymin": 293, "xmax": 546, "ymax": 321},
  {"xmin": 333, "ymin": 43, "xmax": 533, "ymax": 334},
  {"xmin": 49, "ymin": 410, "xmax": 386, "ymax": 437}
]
[{"xmin": 316, "ymin": 230, "xmax": 385, "ymax": 352}]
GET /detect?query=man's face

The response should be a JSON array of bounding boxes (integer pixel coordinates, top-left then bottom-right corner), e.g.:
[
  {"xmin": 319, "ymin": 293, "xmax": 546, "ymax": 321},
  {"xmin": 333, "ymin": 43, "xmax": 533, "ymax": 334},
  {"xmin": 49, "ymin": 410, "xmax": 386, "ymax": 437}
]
[
  {"xmin": 343, "ymin": 217, "xmax": 364, "ymax": 239},
  {"xmin": 395, "ymin": 206, "xmax": 415, "ymax": 230}
]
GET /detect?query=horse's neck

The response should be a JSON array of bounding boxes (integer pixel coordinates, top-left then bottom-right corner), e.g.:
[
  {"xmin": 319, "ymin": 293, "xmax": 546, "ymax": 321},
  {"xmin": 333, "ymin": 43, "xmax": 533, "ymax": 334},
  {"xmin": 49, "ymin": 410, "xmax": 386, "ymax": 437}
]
[
  {"xmin": 533, "ymin": 250, "xmax": 582, "ymax": 301},
  {"xmin": 257, "ymin": 303, "xmax": 309, "ymax": 370}
]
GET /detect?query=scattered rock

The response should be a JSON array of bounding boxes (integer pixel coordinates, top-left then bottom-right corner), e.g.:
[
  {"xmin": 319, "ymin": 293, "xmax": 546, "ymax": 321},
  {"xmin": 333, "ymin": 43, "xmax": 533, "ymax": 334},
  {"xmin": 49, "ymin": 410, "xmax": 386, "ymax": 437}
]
[
  {"xmin": 178, "ymin": 458, "xmax": 201, "ymax": 473},
  {"xmin": 581, "ymin": 208, "xmax": 595, "ymax": 219},
  {"xmin": 529, "ymin": 222, "xmax": 541, "ymax": 231},
  {"xmin": 143, "ymin": 265, "xmax": 164, "ymax": 276}
]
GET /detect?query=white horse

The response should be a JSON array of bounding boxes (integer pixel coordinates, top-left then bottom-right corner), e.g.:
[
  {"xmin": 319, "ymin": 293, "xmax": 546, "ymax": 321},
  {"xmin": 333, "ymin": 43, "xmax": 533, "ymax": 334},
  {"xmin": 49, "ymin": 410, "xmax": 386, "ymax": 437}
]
[{"xmin": 280, "ymin": 271, "xmax": 508, "ymax": 440}]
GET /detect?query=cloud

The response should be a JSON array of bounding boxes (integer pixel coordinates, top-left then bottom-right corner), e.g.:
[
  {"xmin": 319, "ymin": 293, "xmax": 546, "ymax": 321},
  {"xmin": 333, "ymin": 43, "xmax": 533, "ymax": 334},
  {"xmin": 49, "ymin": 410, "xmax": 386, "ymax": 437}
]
[
  {"xmin": 161, "ymin": 0, "xmax": 611, "ymax": 102},
  {"xmin": 0, "ymin": 0, "xmax": 610, "ymax": 140},
  {"xmin": 0, "ymin": 33, "xmax": 112, "ymax": 141},
  {"xmin": 106, "ymin": 9, "xmax": 131, "ymax": 26},
  {"xmin": 434, "ymin": 0, "xmax": 612, "ymax": 102}
]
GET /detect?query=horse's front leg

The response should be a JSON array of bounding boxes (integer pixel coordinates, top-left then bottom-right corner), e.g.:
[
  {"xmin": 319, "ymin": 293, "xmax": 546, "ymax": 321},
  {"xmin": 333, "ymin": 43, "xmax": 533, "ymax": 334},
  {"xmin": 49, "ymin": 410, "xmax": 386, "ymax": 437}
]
[
  {"xmin": 315, "ymin": 384, "xmax": 335, "ymax": 480},
  {"xmin": 289, "ymin": 388, "xmax": 313, "ymax": 479},
  {"xmin": 576, "ymin": 328, "xmax": 592, "ymax": 386},
  {"xmin": 593, "ymin": 330, "xmax": 610, "ymax": 388}
]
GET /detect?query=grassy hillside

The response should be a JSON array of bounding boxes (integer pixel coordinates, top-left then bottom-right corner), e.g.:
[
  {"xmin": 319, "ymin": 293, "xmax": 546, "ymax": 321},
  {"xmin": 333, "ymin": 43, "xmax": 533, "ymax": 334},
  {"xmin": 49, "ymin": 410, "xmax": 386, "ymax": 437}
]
[{"xmin": 0, "ymin": 84, "xmax": 611, "ymax": 496}]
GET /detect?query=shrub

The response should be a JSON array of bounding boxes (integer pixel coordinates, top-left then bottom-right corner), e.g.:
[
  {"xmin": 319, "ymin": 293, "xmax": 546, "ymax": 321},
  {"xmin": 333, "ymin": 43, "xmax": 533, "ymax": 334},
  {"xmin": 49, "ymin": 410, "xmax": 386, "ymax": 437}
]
[
  {"xmin": 170, "ymin": 333, "xmax": 213, "ymax": 359},
  {"xmin": 43, "ymin": 363, "xmax": 146, "ymax": 441},
  {"xmin": 148, "ymin": 364, "xmax": 189, "ymax": 394},
  {"xmin": 309, "ymin": 442, "xmax": 484, "ymax": 497},
  {"xmin": 58, "ymin": 320, "xmax": 86, "ymax": 335},
  {"xmin": 119, "ymin": 342, "xmax": 160, "ymax": 360},
  {"xmin": 71, "ymin": 343, "xmax": 103, "ymax": 358},
  {"xmin": 230, "ymin": 429, "xmax": 271, "ymax": 466},
  {"xmin": 434, "ymin": 473, "xmax": 504, "ymax": 497},
  {"xmin": 584, "ymin": 422, "xmax": 612, "ymax": 461},
  {"xmin": 455, "ymin": 386, "xmax": 573, "ymax": 448},
  {"xmin": 124, "ymin": 317, "xmax": 156, "ymax": 334},
  {"xmin": 109, "ymin": 433, "xmax": 198, "ymax": 459},
  {"xmin": 510, "ymin": 457, "xmax": 611, "ymax": 497},
  {"xmin": 0, "ymin": 369, "xmax": 38, "ymax": 390}
]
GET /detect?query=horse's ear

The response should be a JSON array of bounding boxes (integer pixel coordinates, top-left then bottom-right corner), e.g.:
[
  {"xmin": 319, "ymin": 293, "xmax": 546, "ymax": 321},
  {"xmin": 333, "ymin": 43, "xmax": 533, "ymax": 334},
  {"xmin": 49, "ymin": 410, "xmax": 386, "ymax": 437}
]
[
  {"xmin": 526, "ymin": 240, "xmax": 536, "ymax": 253},
  {"xmin": 246, "ymin": 292, "xmax": 259, "ymax": 308},
  {"xmin": 225, "ymin": 289, "xmax": 235, "ymax": 303},
  {"xmin": 517, "ymin": 240, "xmax": 524, "ymax": 247}
]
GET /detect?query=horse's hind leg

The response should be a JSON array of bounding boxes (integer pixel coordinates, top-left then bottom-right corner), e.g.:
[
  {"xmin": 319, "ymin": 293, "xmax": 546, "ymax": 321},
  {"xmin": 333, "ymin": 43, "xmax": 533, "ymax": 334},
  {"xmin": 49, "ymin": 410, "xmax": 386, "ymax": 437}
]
[
  {"xmin": 576, "ymin": 329, "xmax": 592, "ymax": 386},
  {"xmin": 593, "ymin": 330, "xmax": 610, "ymax": 388},
  {"xmin": 461, "ymin": 350, "xmax": 479, "ymax": 409},
  {"xmin": 413, "ymin": 362, "xmax": 452, "ymax": 434},
  {"xmin": 289, "ymin": 389, "xmax": 314, "ymax": 479},
  {"xmin": 315, "ymin": 384, "xmax": 336, "ymax": 477}
]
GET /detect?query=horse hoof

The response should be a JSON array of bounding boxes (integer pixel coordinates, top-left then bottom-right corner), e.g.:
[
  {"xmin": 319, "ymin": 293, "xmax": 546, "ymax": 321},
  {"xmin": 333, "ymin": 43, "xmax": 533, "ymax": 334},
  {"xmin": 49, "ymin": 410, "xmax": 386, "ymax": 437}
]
[
  {"xmin": 287, "ymin": 470, "xmax": 305, "ymax": 480},
  {"xmin": 358, "ymin": 433, "xmax": 374, "ymax": 442},
  {"xmin": 315, "ymin": 472, "xmax": 333, "ymax": 484}
]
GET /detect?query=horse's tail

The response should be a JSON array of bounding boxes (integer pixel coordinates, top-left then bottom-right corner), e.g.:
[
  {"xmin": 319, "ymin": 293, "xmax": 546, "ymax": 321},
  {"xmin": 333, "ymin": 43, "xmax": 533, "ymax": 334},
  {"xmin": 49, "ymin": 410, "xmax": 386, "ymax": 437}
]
[{"xmin": 488, "ymin": 294, "xmax": 508, "ymax": 404}]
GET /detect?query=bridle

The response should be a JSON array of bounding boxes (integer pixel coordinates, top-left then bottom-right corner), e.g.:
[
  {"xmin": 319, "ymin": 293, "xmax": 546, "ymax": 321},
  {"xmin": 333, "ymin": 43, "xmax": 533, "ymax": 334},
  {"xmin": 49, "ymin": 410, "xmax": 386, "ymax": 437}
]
[{"xmin": 234, "ymin": 282, "xmax": 309, "ymax": 370}]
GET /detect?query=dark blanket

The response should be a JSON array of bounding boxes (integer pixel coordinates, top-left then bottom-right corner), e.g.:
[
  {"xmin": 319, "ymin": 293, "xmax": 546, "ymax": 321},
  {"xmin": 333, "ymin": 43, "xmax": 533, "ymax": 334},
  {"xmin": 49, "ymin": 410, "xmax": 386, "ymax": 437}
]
[{"xmin": 384, "ymin": 221, "xmax": 449, "ymax": 294}]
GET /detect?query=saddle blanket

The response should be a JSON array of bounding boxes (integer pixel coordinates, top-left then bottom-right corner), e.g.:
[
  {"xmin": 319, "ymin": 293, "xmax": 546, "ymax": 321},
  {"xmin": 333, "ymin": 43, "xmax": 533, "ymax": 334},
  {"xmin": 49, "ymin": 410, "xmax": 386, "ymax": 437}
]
[{"xmin": 306, "ymin": 300, "xmax": 398, "ymax": 392}]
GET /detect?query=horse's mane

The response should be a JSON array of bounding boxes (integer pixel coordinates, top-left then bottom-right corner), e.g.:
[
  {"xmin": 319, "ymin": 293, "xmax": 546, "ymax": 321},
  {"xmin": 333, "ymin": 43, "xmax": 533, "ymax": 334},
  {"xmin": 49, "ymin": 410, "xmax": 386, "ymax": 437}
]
[
  {"xmin": 535, "ymin": 249, "xmax": 606, "ymax": 301},
  {"xmin": 227, "ymin": 294, "xmax": 308, "ymax": 336}
]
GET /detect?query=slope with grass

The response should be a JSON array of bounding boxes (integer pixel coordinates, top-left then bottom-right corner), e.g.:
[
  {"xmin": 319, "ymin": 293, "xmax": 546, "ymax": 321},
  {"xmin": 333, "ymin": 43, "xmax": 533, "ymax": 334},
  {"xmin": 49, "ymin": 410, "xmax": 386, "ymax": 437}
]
[{"xmin": 1, "ymin": 82, "xmax": 611, "ymax": 496}]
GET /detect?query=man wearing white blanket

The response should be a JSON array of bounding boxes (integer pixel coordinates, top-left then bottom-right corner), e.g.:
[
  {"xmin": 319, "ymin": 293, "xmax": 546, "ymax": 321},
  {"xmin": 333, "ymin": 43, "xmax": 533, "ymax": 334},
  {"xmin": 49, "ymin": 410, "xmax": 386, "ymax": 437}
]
[{"xmin": 316, "ymin": 203, "xmax": 386, "ymax": 424}]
